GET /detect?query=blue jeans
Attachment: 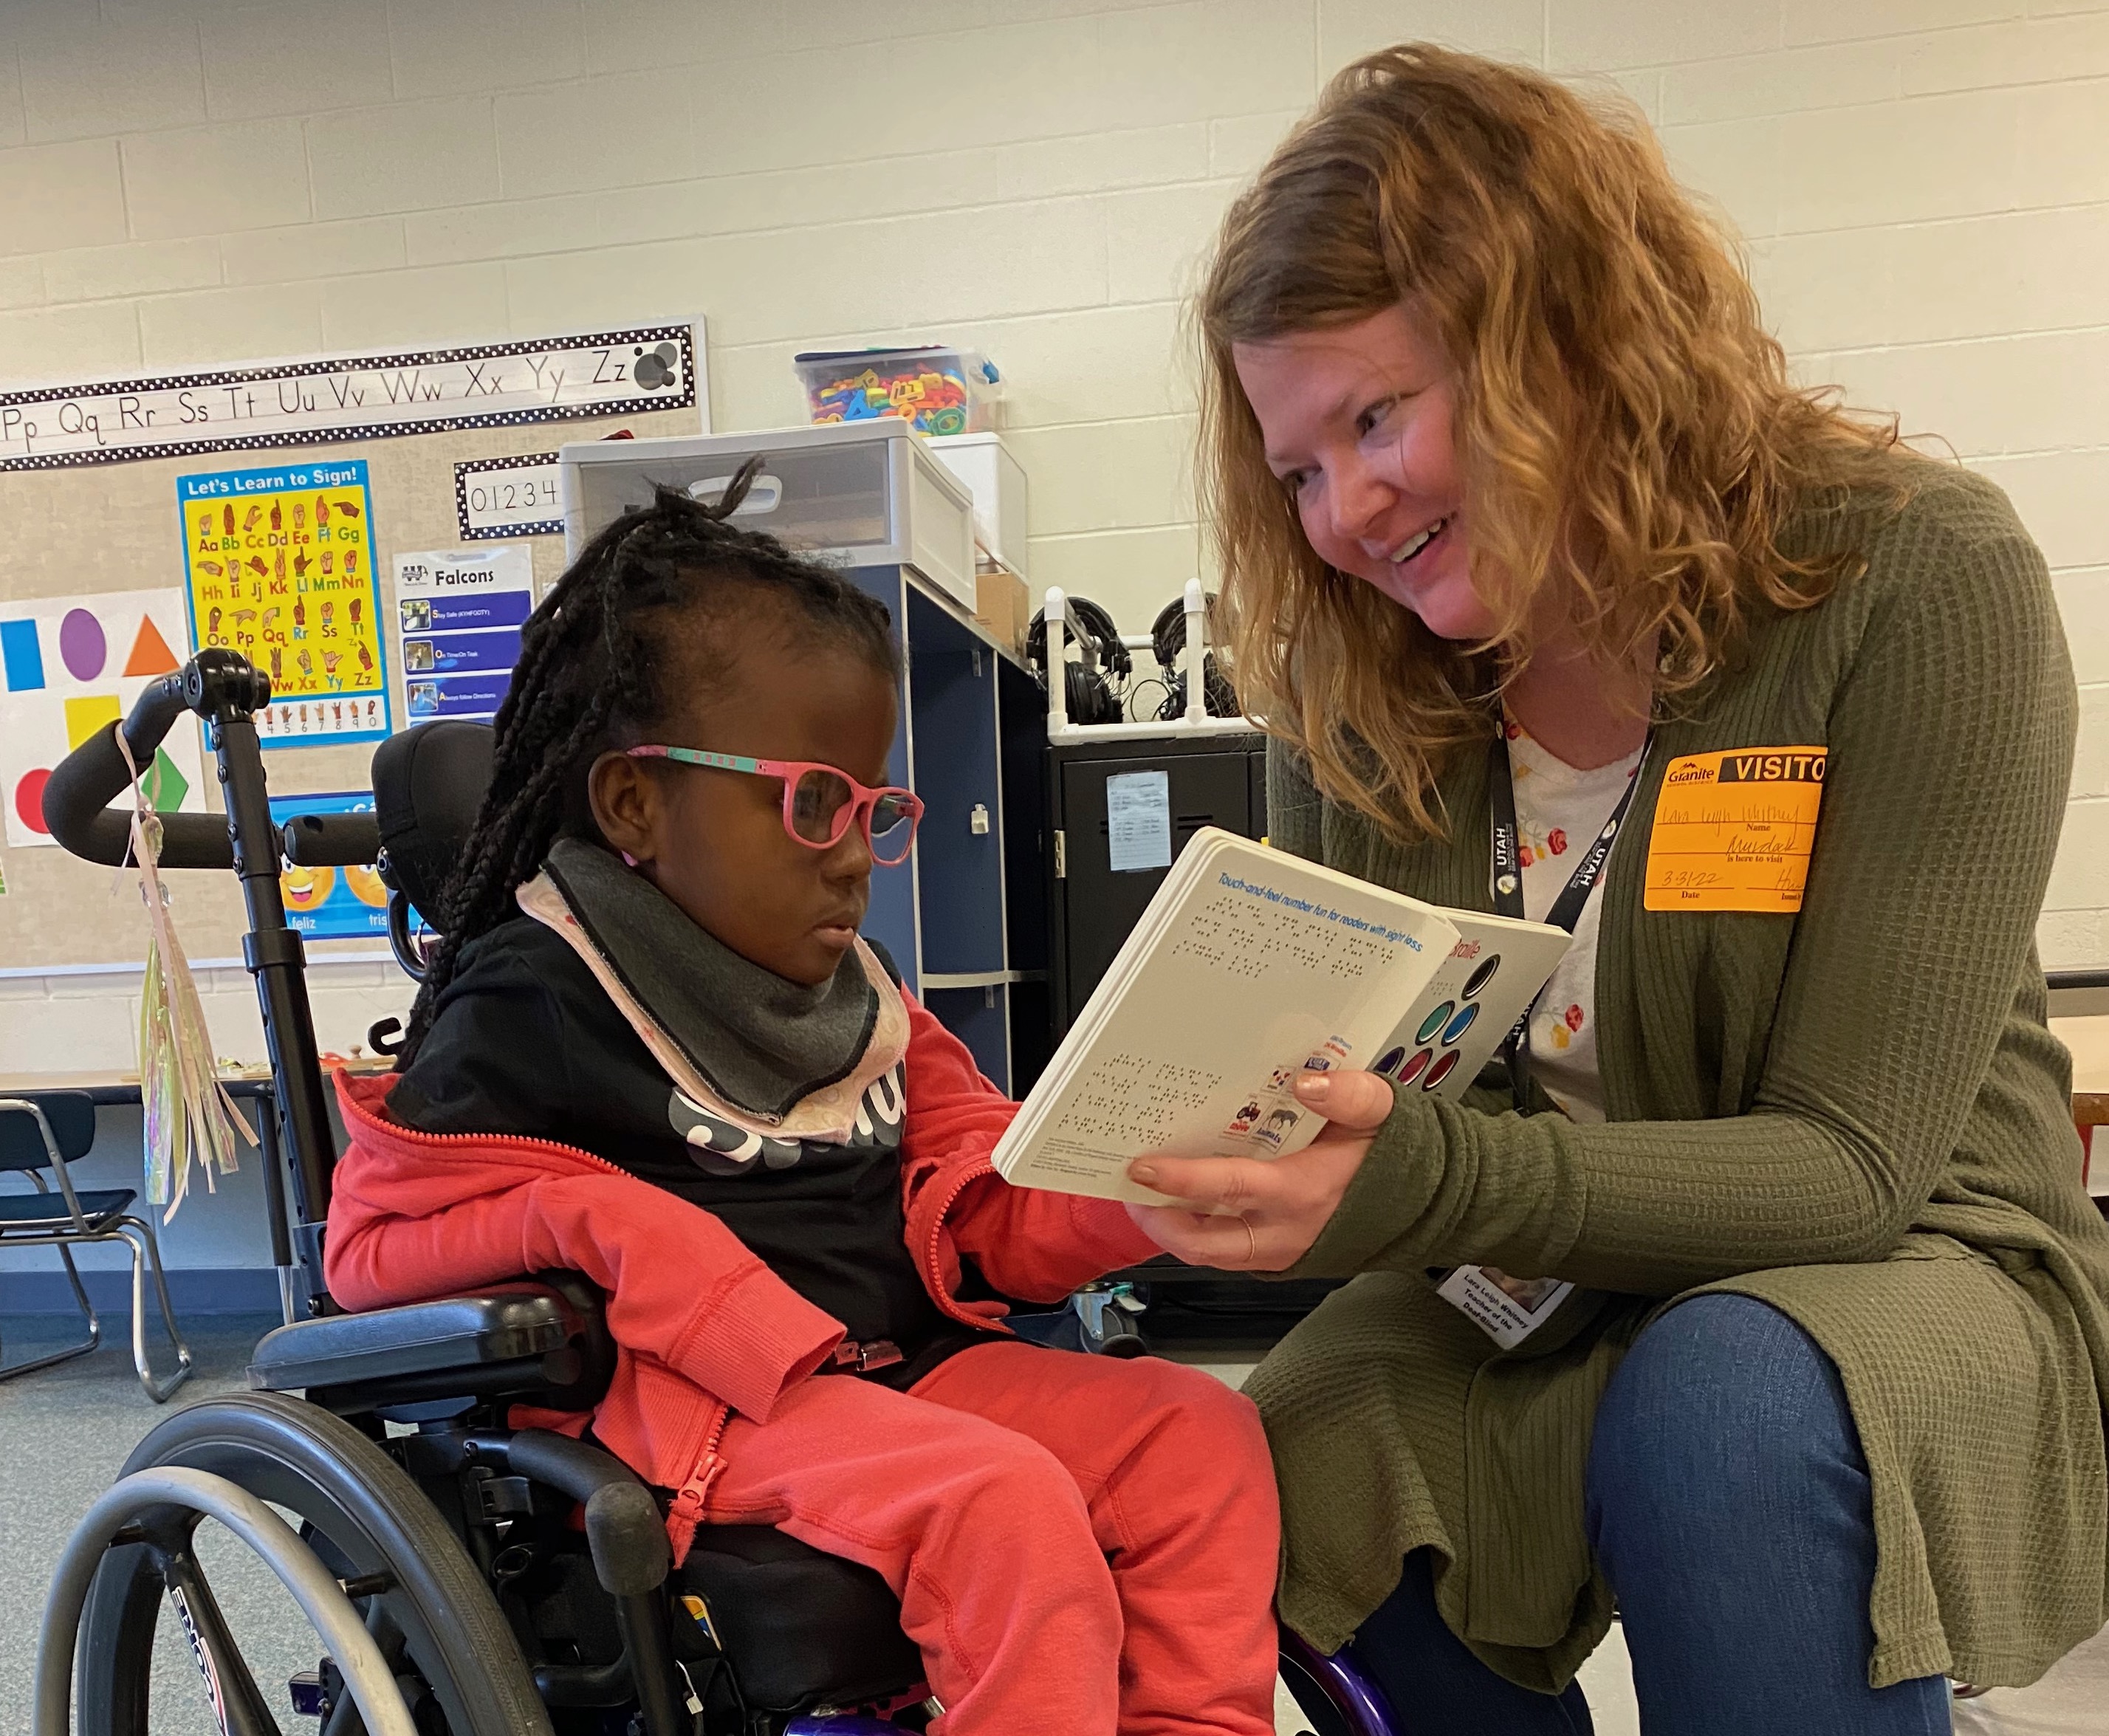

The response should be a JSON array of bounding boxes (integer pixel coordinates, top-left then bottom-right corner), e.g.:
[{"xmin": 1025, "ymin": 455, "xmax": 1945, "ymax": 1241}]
[{"xmin": 1341, "ymin": 1294, "xmax": 1953, "ymax": 1735}]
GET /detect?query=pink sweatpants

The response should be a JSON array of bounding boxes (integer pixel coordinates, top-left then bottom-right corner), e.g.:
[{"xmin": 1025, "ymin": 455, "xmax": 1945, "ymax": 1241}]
[{"xmin": 703, "ymin": 1339, "xmax": 1281, "ymax": 1735}]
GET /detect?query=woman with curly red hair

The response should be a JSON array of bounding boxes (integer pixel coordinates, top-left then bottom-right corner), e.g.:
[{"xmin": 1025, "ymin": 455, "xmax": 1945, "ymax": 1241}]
[{"xmin": 1129, "ymin": 43, "xmax": 2109, "ymax": 1736}]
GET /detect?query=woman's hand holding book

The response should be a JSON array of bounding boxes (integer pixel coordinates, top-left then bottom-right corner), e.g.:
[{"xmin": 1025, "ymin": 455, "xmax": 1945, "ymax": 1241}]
[{"xmin": 1125, "ymin": 1068, "xmax": 1393, "ymax": 1270}]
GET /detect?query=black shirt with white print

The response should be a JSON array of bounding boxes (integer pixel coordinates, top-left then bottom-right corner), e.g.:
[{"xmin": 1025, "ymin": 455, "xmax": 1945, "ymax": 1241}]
[{"xmin": 390, "ymin": 916, "xmax": 976, "ymax": 1388}]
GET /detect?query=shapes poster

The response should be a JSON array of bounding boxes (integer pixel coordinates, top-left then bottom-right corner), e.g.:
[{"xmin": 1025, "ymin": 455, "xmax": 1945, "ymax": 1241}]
[
  {"xmin": 394, "ymin": 542, "xmax": 533, "ymax": 724},
  {"xmin": 176, "ymin": 458, "xmax": 391, "ymax": 749},
  {"xmin": 0, "ymin": 589, "xmax": 206, "ymax": 849},
  {"xmin": 265, "ymin": 789, "xmax": 389, "ymax": 939}
]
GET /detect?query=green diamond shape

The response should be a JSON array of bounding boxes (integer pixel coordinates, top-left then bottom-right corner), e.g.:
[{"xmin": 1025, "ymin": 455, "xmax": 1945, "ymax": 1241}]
[{"xmin": 145, "ymin": 746, "xmax": 189, "ymax": 814}]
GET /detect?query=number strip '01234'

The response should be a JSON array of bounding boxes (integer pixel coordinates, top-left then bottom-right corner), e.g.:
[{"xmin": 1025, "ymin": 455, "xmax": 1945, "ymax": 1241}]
[{"xmin": 454, "ymin": 451, "xmax": 563, "ymax": 540}]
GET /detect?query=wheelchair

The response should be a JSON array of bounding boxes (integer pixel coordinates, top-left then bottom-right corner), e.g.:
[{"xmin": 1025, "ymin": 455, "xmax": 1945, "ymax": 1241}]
[{"xmin": 32, "ymin": 648, "xmax": 1392, "ymax": 1735}]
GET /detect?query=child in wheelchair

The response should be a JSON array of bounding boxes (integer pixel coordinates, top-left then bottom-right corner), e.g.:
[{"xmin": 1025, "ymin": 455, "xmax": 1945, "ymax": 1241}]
[{"xmin": 323, "ymin": 467, "xmax": 1281, "ymax": 1734}]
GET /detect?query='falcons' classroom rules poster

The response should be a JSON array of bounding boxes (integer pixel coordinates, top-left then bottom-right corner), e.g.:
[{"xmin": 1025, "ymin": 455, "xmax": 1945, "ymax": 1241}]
[{"xmin": 176, "ymin": 458, "xmax": 391, "ymax": 748}]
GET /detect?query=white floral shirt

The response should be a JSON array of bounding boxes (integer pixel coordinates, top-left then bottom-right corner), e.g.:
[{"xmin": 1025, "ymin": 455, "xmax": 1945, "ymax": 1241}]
[{"xmin": 1502, "ymin": 718, "xmax": 1645, "ymax": 1124}]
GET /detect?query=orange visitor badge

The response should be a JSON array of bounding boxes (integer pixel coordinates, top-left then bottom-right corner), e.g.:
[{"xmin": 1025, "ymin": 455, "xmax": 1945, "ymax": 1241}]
[{"xmin": 1643, "ymin": 747, "xmax": 1826, "ymax": 913}]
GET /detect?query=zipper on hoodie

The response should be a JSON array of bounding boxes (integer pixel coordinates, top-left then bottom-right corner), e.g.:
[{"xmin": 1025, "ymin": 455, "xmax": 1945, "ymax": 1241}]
[
  {"xmin": 665, "ymin": 1402, "xmax": 734, "ymax": 1563},
  {"xmin": 921, "ymin": 1159, "xmax": 1006, "ymax": 1331},
  {"xmin": 341, "ymin": 1080, "xmax": 634, "ymax": 1176}
]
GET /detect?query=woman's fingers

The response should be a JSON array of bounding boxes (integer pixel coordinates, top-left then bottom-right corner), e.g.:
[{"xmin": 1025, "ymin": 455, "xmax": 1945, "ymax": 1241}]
[
  {"xmin": 1125, "ymin": 1203, "xmax": 1263, "ymax": 1267},
  {"xmin": 1124, "ymin": 1074, "xmax": 1397, "ymax": 1271},
  {"xmin": 1292, "ymin": 1067, "xmax": 1396, "ymax": 1131},
  {"xmin": 1128, "ymin": 1152, "xmax": 1278, "ymax": 1212},
  {"xmin": 1128, "ymin": 1070, "xmax": 1396, "ymax": 1210}
]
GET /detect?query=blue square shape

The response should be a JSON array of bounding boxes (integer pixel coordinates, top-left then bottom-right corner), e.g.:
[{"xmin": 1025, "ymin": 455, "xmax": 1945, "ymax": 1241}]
[{"xmin": 0, "ymin": 617, "xmax": 44, "ymax": 692}]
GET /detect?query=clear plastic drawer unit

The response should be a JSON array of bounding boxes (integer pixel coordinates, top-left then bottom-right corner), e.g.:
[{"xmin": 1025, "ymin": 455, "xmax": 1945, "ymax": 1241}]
[{"xmin": 558, "ymin": 419, "xmax": 978, "ymax": 611}]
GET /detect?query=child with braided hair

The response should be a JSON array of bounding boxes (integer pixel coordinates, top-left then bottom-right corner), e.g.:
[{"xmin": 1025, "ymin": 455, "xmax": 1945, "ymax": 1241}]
[{"xmin": 323, "ymin": 463, "xmax": 1282, "ymax": 1735}]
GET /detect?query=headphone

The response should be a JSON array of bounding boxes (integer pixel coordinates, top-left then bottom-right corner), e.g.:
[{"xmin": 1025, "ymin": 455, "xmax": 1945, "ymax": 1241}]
[
  {"xmin": 1026, "ymin": 594, "xmax": 1131, "ymax": 726},
  {"xmin": 1148, "ymin": 593, "xmax": 1239, "ymax": 721}
]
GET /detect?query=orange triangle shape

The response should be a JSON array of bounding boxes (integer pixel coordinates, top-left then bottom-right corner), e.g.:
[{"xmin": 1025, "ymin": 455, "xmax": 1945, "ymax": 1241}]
[{"xmin": 123, "ymin": 614, "xmax": 179, "ymax": 677}]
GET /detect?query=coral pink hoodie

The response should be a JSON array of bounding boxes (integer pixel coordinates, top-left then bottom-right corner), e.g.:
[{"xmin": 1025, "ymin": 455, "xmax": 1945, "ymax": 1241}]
[{"xmin": 326, "ymin": 994, "xmax": 1159, "ymax": 1560}]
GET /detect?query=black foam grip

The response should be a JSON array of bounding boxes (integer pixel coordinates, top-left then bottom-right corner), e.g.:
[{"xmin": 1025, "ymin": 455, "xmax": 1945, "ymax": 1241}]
[
  {"xmin": 584, "ymin": 1482, "xmax": 673, "ymax": 1597},
  {"xmin": 501, "ymin": 1426, "xmax": 670, "ymax": 1592},
  {"xmin": 279, "ymin": 812, "xmax": 383, "ymax": 866},
  {"xmin": 42, "ymin": 712, "xmax": 233, "ymax": 870}
]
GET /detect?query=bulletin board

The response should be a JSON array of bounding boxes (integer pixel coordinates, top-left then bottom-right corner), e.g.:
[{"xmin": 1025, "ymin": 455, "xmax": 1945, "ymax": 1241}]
[{"xmin": 0, "ymin": 332, "xmax": 708, "ymax": 972}]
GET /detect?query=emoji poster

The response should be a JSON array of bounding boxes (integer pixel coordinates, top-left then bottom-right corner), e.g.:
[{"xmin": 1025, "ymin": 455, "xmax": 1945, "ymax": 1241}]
[
  {"xmin": 265, "ymin": 789, "xmax": 390, "ymax": 939},
  {"xmin": 0, "ymin": 588, "xmax": 208, "ymax": 849},
  {"xmin": 176, "ymin": 458, "xmax": 391, "ymax": 749}
]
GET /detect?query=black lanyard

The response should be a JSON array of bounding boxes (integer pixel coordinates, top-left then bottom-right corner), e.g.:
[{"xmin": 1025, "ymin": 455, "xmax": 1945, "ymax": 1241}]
[{"xmin": 1487, "ymin": 728, "xmax": 1651, "ymax": 1108}]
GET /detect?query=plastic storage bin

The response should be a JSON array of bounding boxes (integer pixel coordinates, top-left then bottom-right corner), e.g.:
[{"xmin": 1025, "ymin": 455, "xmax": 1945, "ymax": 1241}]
[
  {"xmin": 558, "ymin": 420, "xmax": 978, "ymax": 611},
  {"xmin": 926, "ymin": 432, "xmax": 1028, "ymax": 580},
  {"xmin": 795, "ymin": 346, "xmax": 1001, "ymax": 437}
]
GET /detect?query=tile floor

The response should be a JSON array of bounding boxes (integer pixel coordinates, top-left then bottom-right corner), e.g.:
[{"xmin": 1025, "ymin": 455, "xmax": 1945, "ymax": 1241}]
[{"xmin": 2, "ymin": 1322, "xmax": 2104, "ymax": 1735}]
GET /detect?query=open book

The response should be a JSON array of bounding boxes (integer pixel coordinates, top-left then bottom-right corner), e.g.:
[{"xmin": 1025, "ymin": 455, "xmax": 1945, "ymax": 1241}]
[{"xmin": 994, "ymin": 828, "xmax": 1572, "ymax": 1204}]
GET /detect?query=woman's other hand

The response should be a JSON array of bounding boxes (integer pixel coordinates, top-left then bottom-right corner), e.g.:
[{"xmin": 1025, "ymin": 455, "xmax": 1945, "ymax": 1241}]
[{"xmin": 1125, "ymin": 1069, "xmax": 1395, "ymax": 1270}]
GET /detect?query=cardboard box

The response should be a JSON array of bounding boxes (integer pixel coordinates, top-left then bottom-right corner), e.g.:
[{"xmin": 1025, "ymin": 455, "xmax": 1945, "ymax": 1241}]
[{"xmin": 974, "ymin": 564, "xmax": 1030, "ymax": 659}]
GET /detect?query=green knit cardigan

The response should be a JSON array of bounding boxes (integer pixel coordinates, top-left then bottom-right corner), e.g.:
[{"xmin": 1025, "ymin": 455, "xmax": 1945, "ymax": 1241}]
[{"xmin": 1249, "ymin": 456, "xmax": 2109, "ymax": 1692}]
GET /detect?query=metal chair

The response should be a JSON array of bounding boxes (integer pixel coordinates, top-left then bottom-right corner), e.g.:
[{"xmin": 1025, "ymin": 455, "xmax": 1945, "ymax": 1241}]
[{"xmin": 0, "ymin": 1091, "xmax": 192, "ymax": 1402}]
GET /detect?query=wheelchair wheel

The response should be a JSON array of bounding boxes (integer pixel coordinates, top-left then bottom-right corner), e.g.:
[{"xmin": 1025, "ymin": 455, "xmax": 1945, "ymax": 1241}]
[
  {"xmin": 75, "ymin": 1391, "xmax": 552, "ymax": 1736},
  {"xmin": 1278, "ymin": 1653, "xmax": 1355, "ymax": 1736},
  {"xmin": 1277, "ymin": 1624, "xmax": 1393, "ymax": 1736}
]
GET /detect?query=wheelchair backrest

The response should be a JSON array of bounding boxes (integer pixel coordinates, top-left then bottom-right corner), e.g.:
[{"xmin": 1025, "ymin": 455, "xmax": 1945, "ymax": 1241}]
[{"xmin": 371, "ymin": 720, "xmax": 495, "ymax": 933}]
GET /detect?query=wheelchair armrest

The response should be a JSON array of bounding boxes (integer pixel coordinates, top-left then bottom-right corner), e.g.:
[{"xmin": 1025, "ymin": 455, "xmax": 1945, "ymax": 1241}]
[{"xmin": 247, "ymin": 1272, "xmax": 614, "ymax": 1410}]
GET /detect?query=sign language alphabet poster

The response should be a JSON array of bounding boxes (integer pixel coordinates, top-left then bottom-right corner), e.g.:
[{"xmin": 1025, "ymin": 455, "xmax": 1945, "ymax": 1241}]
[{"xmin": 177, "ymin": 458, "xmax": 391, "ymax": 748}]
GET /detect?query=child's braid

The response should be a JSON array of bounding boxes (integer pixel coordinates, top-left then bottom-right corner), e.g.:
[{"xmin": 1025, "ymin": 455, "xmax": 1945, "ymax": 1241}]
[{"xmin": 397, "ymin": 459, "xmax": 899, "ymax": 1063}]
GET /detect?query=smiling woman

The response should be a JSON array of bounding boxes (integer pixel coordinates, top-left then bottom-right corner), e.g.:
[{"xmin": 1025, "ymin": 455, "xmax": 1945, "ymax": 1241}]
[
  {"xmin": 1125, "ymin": 40, "xmax": 2109, "ymax": 1736},
  {"xmin": 1231, "ymin": 307, "xmax": 1475, "ymax": 640},
  {"xmin": 1196, "ymin": 47, "xmax": 1904, "ymax": 834}
]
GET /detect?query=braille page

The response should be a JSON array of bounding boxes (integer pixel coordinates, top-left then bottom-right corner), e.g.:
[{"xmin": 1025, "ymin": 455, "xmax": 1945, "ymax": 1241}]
[{"xmin": 995, "ymin": 830, "xmax": 1461, "ymax": 1204}]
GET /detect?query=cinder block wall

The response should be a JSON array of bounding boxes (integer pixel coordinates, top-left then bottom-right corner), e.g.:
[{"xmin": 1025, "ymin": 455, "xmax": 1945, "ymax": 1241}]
[{"xmin": 1, "ymin": 1, "xmax": 2105, "ymax": 1290}]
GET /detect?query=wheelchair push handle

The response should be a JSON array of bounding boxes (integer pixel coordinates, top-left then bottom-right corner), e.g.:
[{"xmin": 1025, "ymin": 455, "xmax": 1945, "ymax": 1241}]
[
  {"xmin": 281, "ymin": 810, "xmax": 383, "ymax": 867},
  {"xmin": 41, "ymin": 668, "xmax": 237, "ymax": 869},
  {"xmin": 38, "ymin": 646, "xmax": 350, "ymax": 1316},
  {"xmin": 42, "ymin": 653, "xmax": 383, "ymax": 872}
]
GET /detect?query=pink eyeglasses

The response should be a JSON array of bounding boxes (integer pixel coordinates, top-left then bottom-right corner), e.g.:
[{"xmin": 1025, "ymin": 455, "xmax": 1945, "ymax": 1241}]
[{"xmin": 626, "ymin": 747, "xmax": 924, "ymax": 865}]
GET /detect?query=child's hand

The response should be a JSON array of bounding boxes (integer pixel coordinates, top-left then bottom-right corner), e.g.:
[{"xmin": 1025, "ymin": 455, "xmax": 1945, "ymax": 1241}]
[{"xmin": 1122, "ymin": 1069, "xmax": 1395, "ymax": 1271}]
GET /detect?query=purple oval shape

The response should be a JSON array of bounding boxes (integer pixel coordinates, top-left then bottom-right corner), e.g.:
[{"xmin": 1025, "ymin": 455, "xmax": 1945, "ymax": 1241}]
[{"xmin": 58, "ymin": 608, "xmax": 106, "ymax": 682}]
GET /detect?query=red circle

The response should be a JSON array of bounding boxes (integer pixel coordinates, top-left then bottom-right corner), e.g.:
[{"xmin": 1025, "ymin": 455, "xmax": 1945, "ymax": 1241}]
[
  {"xmin": 13, "ymin": 767, "xmax": 51, "ymax": 834},
  {"xmin": 1421, "ymin": 1050, "xmax": 1463, "ymax": 1091},
  {"xmin": 1397, "ymin": 1048, "xmax": 1433, "ymax": 1086}
]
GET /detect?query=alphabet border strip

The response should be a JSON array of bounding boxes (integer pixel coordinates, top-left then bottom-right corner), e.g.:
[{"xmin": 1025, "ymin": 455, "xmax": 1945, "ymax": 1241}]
[{"xmin": 0, "ymin": 321, "xmax": 702, "ymax": 473}]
